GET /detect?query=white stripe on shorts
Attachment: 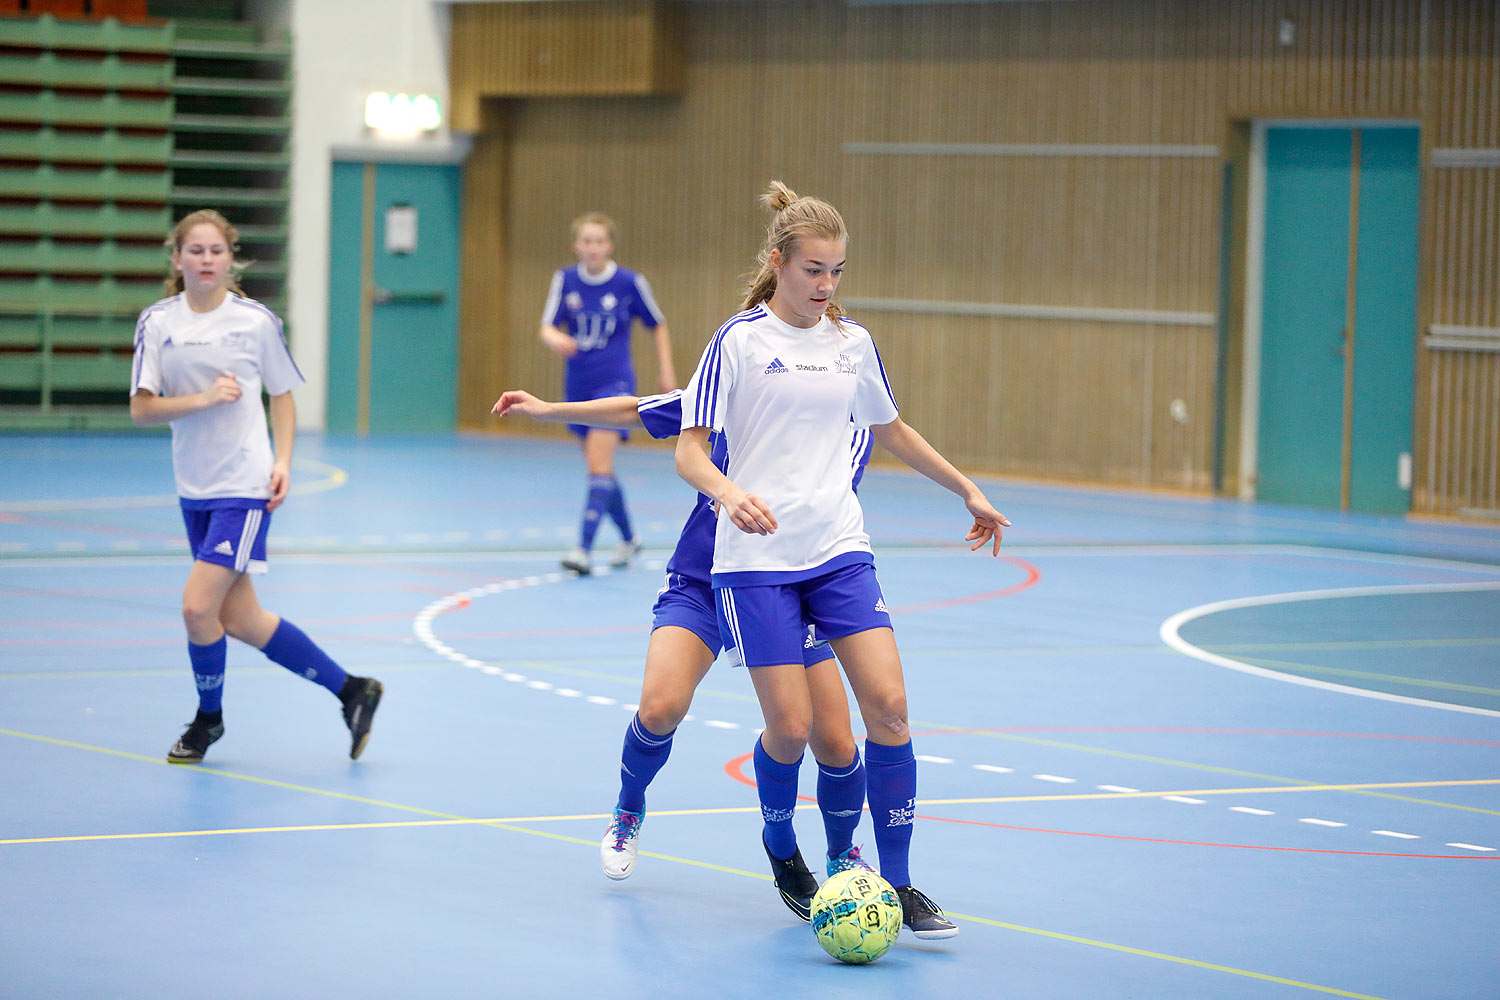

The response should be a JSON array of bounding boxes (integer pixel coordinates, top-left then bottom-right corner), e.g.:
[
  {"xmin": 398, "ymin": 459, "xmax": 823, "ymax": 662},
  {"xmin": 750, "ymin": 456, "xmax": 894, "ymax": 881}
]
[
  {"xmin": 235, "ymin": 508, "xmax": 261, "ymax": 573},
  {"xmin": 719, "ymin": 588, "xmax": 744, "ymax": 659}
]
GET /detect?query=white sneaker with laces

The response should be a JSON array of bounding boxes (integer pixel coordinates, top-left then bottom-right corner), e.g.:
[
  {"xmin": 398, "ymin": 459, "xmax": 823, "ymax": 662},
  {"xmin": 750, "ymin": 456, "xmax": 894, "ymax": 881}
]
[
  {"xmin": 601, "ymin": 807, "xmax": 643, "ymax": 880},
  {"xmin": 562, "ymin": 546, "xmax": 591, "ymax": 575},
  {"xmin": 611, "ymin": 539, "xmax": 642, "ymax": 568}
]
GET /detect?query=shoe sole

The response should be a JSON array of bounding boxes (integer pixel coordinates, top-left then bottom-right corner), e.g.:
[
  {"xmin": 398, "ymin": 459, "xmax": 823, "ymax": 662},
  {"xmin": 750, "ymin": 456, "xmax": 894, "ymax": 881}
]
[
  {"xmin": 908, "ymin": 924, "xmax": 960, "ymax": 940},
  {"xmin": 166, "ymin": 755, "xmax": 203, "ymax": 764},
  {"xmin": 777, "ymin": 890, "xmax": 813, "ymax": 922},
  {"xmin": 348, "ymin": 682, "xmax": 384, "ymax": 760}
]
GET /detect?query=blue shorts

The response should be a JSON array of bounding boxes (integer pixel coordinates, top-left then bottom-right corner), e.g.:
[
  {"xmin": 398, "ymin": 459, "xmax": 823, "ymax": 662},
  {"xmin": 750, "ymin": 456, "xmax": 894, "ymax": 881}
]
[
  {"xmin": 716, "ymin": 562, "xmax": 892, "ymax": 669},
  {"xmin": 565, "ymin": 376, "xmax": 633, "ymax": 440},
  {"xmin": 181, "ymin": 499, "xmax": 270, "ymax": 574},
  {"xmin": 652, "ymin": 573, "xmax": 834, "ymax": 669}
]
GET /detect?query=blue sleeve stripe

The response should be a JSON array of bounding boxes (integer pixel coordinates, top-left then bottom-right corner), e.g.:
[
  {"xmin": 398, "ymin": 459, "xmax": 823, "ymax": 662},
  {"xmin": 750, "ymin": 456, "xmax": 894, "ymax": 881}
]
[
  {"xmin": 869, "ymin": 337, "xmax": 897, "ymax": 409},
  {"xmin": 696, "ymin": 306, "xmax": 765, "ymax": 428},
  {"xmin": 130, "ymin": 297, "xmax": 173, "ymax": 390},
  {"xmin": 234, "ymin": 295, "xmax": 303, "ymax": 383}
]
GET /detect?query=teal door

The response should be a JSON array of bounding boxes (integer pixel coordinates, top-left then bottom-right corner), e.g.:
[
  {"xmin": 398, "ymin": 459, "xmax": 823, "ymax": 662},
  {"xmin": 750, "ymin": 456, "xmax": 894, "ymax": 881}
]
[
  {"xmin": 1257, "ymin": 127, "xmax": 1418, "ymax": 513},
  {"xmin": 327, "ymin": 161, "xmax": 460, "ymax": 433}
]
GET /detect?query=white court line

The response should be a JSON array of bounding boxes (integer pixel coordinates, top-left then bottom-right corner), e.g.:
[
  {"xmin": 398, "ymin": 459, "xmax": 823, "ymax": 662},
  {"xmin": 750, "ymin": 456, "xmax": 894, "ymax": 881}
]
[
  {"xmin": 1098, "ymin": 784, "xmax": 1139, "ymax": 793},
  {"xmin": 1300, "ymin": 818, "xmax": 1347, "ymax": 828},
  {"xmin": 1447, "ymin": 843, "xmax": 1496, "ymax": 851},
  {"xmin": 1230, "ymin": 807, "xmax": 1275, "ymax": 816},
  {"xmin": 916, "ymin": 754, "xmax": 954, "ymax": 764},
  {"xmin": 1371, "ymin": 830, "xmax": 1420, "ymax": 840},
  {"xmin": 1163, "ymin": 796, "xmax": 1206, "ymax": 804},
  {"xmin": 1159, "ymin": 581, "xmax": 1500, "ymax": 718},
  {"xmin": 974, "ymin": 764, "xmax": 1014, "ymax": 774},
  {"xmin": 1034, "ymin": 774, "xmax": 1076, "ymax": 784}
]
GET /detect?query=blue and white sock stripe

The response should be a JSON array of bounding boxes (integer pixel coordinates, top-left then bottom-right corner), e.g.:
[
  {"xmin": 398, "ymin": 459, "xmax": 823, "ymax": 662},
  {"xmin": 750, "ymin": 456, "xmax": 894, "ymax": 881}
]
[
  {"xmin": 718, "ymin": 588, "xmax": 746, "ymax": 660},
  {"xmin": 235, "ymin": 508, "xmax": 262, "ymax": 573},
  {"xmin": 628, "ymin": 713, "xmax": 674, "ymax": 747}
]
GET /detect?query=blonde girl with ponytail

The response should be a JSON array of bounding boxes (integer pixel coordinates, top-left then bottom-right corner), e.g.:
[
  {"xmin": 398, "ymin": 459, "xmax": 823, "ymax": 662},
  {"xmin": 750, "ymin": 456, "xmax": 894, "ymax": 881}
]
[{"xmin": 675, "ymin": 181, "xmax": 1010, "ymax": 940}]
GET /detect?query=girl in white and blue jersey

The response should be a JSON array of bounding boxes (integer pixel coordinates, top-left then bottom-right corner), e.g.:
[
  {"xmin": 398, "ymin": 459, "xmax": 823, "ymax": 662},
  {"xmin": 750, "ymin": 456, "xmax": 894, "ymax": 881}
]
[
  {"xmin": 130, "ymin": 210, "xmax": 383, "ymax": 765},
  {"xmin": 675, "ymin": 182, "xmax": 1011, "ymax": 941},
  {"xmin": 493, "ymin": 386, "xmax": 875, "ymax": 918},
  {"xmin": 539, "ymin": 213, "xmax": 675, "ymax": 575}
]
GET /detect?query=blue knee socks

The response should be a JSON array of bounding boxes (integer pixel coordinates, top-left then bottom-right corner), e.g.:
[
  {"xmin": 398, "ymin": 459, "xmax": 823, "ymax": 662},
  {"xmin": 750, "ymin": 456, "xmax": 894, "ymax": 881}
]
[
  {"xmin": 188, "ymin": 636, "xmax": 226, "ymax": 716},
  {"xmin": 754, "ymin": 738, "xmax": 803, "ymax": 860},
  {"xmin": 606, "ymin": 477, "xmax": 634, "ymax": 543},
  {"xmin": 579, "ymin": 474, "xmax": 614, "ymax": 550},
  {"xmin": 617, "ymin": 713, "xmax": 674, "ymax": 813},
  {"xmin": 817, "ymin": 750, "xmax": 866, "ymax": 860},
  {"xmin": 864, "ymin": 739, "xmax": 916, "ymax": 888},
  {"xmin": 260, "ymin": 619, "xmax": 348, "ymax": 694}
]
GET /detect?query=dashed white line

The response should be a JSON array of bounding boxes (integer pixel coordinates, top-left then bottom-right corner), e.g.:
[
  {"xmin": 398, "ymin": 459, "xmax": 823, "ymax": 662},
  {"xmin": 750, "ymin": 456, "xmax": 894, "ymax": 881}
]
[
  {"xmin": 1300, "ymin": 818, "xmax": 1347, "ymax": 828},
  {"xmin": 555, "ymin": 688, "xmax": 582, "ymax": 698},
  {"xmin": 1230, "ymin": 807, "xmax": 1275, "ymax": 816},
  {"xmin": 705, "ymin": 720, "xmax": 739, "ymax": 730},
  {"xmin": 1162, "ymin": 796, "xmax": 1206, "ymax": 805},
  {"xmin": 973, "ymin": 764, "xmax": 1014, "ymax": 774},
  {"xmin": 916, "ymin": 754, "xmax": 953, "ymax": 764},
  {"xmin": 1034, "ymin": 774, "xmax": 1076, "ymax": 784},
  {"xmin": 587, "ymin": 696, "xmax": 616, "ymax": 705},
  {"xmin": 527, "ymin": 680, "xmax": 553, "ymax": 691},
  {"xmin": 1446, "ymin": 843, "xmax": 1496, "ymax": 852},
  {"xmin": 1097, "ymin": 784, "xmax": 1138, "ymax": 793},
  {"xmin": 1371, "ymin": 830, "xmax": 1419, "ymax": 840}
]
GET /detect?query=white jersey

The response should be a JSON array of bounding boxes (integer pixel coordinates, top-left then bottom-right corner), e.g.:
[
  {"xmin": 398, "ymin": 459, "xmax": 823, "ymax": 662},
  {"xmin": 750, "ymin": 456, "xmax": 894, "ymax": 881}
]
[
  {"xmin": 682, "ymin": 305, "xmax": 899, "ymax": 583},
  {"xmin": 131, "ymin": 292, "xmax": 304, "ymax": 501}
]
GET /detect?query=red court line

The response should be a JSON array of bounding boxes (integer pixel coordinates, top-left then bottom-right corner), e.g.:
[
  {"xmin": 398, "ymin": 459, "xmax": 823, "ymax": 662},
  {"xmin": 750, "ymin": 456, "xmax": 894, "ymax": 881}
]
[
  {"xmin": 886, "ymin": 555, "xmax": 1040, "ymax": 613},
  {"xmin": 720, "ymin": 752, "xmax": 1496, "ymax": 860}
]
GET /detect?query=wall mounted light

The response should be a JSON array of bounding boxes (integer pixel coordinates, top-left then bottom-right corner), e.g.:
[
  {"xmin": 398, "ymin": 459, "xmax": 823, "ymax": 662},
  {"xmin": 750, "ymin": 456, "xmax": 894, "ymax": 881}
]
[{"xmin": 365, "ymin": 92, "xmax": 443, "ymax": 136}]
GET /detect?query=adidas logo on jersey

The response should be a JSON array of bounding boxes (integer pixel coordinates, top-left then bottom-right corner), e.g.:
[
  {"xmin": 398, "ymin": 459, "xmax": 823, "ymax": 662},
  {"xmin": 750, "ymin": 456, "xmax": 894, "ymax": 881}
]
[
  {"xmin": 213, "ymin": 540, "xmax": 234, "ymax": 556},
  {"xmin": 874, "ymin": 596, "xmax": 888, "ymax": 613},
  {"xmin": 764, "ymin": 357, "xmax": 788, "ymax": 375}
]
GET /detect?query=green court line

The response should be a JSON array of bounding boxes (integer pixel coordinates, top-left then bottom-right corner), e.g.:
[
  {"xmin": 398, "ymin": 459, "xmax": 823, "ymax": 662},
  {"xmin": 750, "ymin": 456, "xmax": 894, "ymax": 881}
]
[{"xmin": 1226, "ymin": 655, "xmax": 1500, "ymax": 697}]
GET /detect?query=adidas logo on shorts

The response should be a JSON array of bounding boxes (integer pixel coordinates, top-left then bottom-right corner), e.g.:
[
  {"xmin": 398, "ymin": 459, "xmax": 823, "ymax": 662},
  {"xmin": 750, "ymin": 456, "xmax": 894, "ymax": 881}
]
[
  {"xmin": 874, "ymin": 597, "xmax": 888, "ymax": 613},
  {"xmin": 213, "ymin": 540, "xmax": 234, "ymax": 556},
  {"xmin": 764, "ymin": 357, "xmax": 788, "ymax": 375}
]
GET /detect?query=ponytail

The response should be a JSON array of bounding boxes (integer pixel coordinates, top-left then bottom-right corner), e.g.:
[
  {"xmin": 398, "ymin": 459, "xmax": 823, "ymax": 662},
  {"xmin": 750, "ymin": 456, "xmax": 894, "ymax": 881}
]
[{"xmin": 740, "ymin": 180, "xmax": 849, "ymax": 326}]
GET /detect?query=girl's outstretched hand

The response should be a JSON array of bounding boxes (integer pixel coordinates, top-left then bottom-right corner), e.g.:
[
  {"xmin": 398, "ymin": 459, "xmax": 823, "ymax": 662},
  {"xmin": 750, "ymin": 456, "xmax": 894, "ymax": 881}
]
[
  {"xmin": 963, "ymin": 493, "xmax": 1011, "ymax": 556},
  {"xmin": 491, "ymin": 389, "xmax": 552, "ymax": 418}
]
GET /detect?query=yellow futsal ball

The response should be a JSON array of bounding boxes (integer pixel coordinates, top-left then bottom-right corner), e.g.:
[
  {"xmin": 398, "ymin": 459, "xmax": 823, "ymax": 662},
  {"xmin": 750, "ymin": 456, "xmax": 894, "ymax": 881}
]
[{"xmin": 810, "ymin": 869, "xmax": 903, "ymax": 964}]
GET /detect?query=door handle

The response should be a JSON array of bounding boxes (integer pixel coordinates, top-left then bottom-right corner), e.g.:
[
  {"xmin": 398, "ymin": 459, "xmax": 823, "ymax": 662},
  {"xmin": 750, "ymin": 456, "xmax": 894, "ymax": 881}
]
[{"xmin": 371, "ymin": 286, "xmax": 446, "ymax": 305}]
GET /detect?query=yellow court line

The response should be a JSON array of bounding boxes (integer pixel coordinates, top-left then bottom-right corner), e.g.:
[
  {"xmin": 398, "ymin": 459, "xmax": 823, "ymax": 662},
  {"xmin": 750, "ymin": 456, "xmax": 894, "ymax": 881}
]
[
  {"xmin": 944, "ymin": 913, "xmax": 1391, "ymax": 1000},
  {"xmin": 10, "ymin": 781, "xmax": 1498, "ymax": 847},
  {"xmin": 0, "ymin": 727, "xmax": 1431, "ymax": 997}
]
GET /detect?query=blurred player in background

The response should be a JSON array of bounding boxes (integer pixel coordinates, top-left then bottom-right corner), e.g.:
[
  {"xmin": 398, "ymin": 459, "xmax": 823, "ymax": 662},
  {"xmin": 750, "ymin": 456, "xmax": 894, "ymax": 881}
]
[
  {"xmin": 130, "ymin": 209, "xmax": 383, "ymax": 765},
  {"xmin": 539, "ymin": 213, "xmax": 675, "ymax": 575}
]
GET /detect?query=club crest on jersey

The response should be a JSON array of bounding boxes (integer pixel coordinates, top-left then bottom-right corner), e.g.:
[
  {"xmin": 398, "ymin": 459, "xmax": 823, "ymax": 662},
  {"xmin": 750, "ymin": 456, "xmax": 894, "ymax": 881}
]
[
  {"xmin": 601, "ymin": 293, "xmax": 618, "ymax": 310},
  {"xmin": 764, "ymin": 357, "xmax": 789, "ymax": 375},
  {"xmin": 565, "ymin": 291, "xmax": 583, "ymax": 310},
  {"xmin": 836, "ymin": 353, "xmax": 857, "ymax": 375},
  {"xmin": 221, "ymin": 330, "xmax": 247, "ymax": 351}
]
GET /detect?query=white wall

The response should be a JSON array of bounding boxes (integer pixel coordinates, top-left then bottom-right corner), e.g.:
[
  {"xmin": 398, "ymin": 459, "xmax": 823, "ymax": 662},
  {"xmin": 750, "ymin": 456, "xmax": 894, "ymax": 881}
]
[{"xmin": 253, "ymin": 1, "xmax": 458, "ymax": 430}]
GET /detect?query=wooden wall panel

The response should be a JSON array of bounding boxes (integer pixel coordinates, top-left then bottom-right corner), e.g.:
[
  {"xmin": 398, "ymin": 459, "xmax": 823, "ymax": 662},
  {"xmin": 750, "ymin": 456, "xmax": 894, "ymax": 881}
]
[
  {"xmin": 456, "ymin": 0, "xmax": 1500, "ymax": 514},
  {"xmin": 449, "ymin": 1, "xmax": 682, "ymax": 130}
]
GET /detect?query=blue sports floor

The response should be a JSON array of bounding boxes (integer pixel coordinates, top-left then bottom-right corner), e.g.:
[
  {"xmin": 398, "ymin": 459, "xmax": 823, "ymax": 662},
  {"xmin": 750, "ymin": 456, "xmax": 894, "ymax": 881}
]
[{"xmin": 3, "ymin": 432, "xmax": 1498, "ymax": 999}]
